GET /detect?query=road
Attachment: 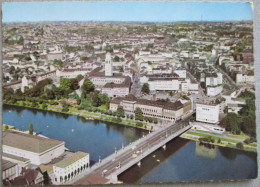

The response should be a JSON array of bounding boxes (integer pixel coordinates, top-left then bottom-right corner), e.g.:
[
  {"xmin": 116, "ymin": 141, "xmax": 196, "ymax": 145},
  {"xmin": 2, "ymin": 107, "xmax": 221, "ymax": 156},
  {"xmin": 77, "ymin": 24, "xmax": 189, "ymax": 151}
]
[
  {"xmin": 73, "ymin": 114, "xmax": 193, "ymax": 185},
  {"xmin": 131, "ymin": 62, "xmax": 141, "ymax": 97}
]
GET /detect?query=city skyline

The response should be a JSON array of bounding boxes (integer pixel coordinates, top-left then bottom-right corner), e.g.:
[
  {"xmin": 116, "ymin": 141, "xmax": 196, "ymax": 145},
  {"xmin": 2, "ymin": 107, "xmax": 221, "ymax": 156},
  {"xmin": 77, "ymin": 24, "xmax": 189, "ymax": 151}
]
[{"xmin": 3, "ymin": 1, "xmax": 253, "ymax": 23}]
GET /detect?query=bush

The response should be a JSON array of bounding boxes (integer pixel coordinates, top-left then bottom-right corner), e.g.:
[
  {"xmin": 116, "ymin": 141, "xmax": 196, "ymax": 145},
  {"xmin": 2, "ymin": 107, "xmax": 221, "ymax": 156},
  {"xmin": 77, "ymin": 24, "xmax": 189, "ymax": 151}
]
[
  {"xmin": 136, "ymin": 122, "xmax": 143, "ymax": 127},
  {"xmin": 236, "ymin": 142, "xmax": 244, "ymax": 149}
]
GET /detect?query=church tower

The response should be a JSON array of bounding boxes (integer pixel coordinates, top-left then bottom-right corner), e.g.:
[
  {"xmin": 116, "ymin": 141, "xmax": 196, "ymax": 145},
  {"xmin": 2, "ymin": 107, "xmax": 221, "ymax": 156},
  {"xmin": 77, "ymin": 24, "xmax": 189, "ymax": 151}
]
[{"xmin": 105, "ymin": 52, "xmax": 113, "ymax": 76}]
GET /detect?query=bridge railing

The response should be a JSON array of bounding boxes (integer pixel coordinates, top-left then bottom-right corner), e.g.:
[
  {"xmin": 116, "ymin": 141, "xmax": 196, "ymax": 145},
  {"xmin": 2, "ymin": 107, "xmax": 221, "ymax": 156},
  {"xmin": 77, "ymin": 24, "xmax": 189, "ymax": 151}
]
[{"xmin": 108, "ymin": 124, "xmax": 192, "ymax": 179}]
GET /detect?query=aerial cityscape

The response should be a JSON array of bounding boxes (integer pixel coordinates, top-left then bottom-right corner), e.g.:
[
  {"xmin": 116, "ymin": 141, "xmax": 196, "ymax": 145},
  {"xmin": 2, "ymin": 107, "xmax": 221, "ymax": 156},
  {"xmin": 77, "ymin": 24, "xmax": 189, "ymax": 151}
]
[{"xmin": 2, "ymin": 1, "xmax": 257, "ymax": 185}]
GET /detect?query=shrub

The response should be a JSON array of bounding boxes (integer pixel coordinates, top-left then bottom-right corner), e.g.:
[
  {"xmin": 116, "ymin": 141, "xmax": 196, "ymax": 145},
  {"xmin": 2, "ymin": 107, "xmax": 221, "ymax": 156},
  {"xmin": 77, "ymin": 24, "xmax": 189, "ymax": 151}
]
[{"xmin": 236, "ymin": 142, "xmax": 244, "ymax": 149}]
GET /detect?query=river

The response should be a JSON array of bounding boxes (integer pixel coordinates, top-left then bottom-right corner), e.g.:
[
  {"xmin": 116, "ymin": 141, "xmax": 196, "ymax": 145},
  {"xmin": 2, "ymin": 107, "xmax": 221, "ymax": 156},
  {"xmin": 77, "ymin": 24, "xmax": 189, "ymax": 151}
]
[{"xmin": 2, "ymin": 105, "xmax": 258, "ymax": 183}]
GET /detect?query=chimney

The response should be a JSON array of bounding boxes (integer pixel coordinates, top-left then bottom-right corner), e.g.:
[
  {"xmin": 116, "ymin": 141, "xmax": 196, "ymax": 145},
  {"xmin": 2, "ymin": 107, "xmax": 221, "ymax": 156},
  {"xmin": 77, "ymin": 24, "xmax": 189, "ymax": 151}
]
[{"xmin": 153, "ymin": 94, "xmax": 156, "ymax": 101}]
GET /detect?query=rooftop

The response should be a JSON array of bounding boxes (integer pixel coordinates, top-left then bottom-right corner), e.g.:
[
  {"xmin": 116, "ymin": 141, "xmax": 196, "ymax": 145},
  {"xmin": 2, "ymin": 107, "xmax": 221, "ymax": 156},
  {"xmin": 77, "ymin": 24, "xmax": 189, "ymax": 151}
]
[
  {"xmin": 54, "ymin": 151, "xmax": 89, "ymax": 168},
  {"xmin": 3, "ymin": 130, "xmax": 64, "ymax": 154}
]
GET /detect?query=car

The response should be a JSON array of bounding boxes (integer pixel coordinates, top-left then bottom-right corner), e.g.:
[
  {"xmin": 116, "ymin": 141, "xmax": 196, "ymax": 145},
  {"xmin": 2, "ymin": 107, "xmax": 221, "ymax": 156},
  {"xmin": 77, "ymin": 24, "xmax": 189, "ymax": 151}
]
[{"xmin": 132, "ymin": 154, "xmax": 137, "ymax": 158}]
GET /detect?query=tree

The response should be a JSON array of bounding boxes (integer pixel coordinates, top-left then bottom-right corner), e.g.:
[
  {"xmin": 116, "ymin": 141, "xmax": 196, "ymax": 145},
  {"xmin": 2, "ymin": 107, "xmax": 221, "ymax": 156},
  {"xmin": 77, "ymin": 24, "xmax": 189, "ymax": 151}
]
[
  {"xmin": 141, "ymin": 83, "xmax": 150, "ymax": 94},
  {"xmin": 114, "ymin": 56, "xmax": 120, "ymax": 62},
  {"xmin": 61, "ymin": 102, "xmax": 69, "ymax": 112},
  {"xmin": 92, "ymin": 92, "xmax": 100, "ymax": 107},
  {"xmin": 135, "ymin": 108, "xmax": 144, "ymax": 121},
  {"xmin": 220, "ymin": 113, "xmax": 240, "ymax": 134},
  {"xmin": 42, "ymin": 102, "xmax": 48, "ymax": 110},
  {"xmin": 236, "ymin": 142, "xmax": 244, "ymax": 149},
  {"xmin": 119, "ymin": 66, "xmax": 124, "ymax": 72},
  {"xmin": 3, "ymin": 125, "xmax": 9, "ymax": 131},
  {"xmin": 70, "ymin": 78, "xmax": 79, "ymax": 90},
  {"xmin": 29, "ymin": 123, "xmax": 34, "ymax": 135},
  {"xmin": 136, "ymin": 122, "xmax": 143, "ymax": 127},
  {"xmin": 76, "ymin": 74, "xmax": 84, "ymax": 82},
  {"xmin": 116, "ymin": 107, "xmax": 125, "ymax": 118},
  {"xmin": 60, "ymin": 78, "xmax": 72, "ymax": 91},
  {"xmin": 82, "ymin": 80, "xmax": 95, "ymax": 94}
]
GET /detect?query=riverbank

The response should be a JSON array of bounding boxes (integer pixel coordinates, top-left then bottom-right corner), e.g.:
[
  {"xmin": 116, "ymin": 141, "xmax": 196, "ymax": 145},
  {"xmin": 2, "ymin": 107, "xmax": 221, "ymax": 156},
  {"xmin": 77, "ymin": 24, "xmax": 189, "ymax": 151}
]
[
  {"xmin": 180, "ymin": 130, "xmax": 257, "ymax": 152},
  {"xmin": 3, "ymin": 102, "xmax": 152, "ymax": 131}
]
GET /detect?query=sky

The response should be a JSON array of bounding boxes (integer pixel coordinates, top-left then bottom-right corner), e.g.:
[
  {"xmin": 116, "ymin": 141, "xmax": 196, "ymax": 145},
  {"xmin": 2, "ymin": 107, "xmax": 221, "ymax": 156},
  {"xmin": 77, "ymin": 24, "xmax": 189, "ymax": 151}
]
[{"xmin": 2, "ymin": 1, "xmax": 253, "ymax": 23}]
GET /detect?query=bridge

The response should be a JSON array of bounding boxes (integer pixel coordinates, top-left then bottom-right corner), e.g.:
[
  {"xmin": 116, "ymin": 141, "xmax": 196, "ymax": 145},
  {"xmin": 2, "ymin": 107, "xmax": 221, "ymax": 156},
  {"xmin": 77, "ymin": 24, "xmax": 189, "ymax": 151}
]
[{"xmin": 66, "ymin": 113, "xmax": 194, "ymax": 185}]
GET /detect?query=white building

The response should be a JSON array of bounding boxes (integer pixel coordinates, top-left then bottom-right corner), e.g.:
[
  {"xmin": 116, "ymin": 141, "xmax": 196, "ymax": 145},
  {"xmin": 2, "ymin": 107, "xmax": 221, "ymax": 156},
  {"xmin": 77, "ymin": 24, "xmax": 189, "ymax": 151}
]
[
  {"xmin": 2, "ymin": 159, "xmax": 22, "ymax": 180},
  {"xmin": 3, "ymin": 130, "xmax": 65, "ymax": 165},
  {"xmin": 207, "ymin": 85, "xmax": 223, "ymax": 96},
  {"xmin": 174, "ymin": 69, "xmax": 186, "ymax": 79},
  {"xmin": 105, "ymin": 52, "xmax": 113, "ymax": 76},
  {"xmin": 236, "ymin": 73, "xmax": 255, "ymax": 84},
  {"xmin": 53, "ymin": 152, "xmax": 89, "ymax": 184},
  {"xmin": 56, "ymin": 68, "xmax": 91, "ymax": 78},
  {"xmin": 196, "ymin": 102, "xmax": 220, "ymax": 124},
  {"xmin": 148, "ymin": 78, "xmax": 179, "ymax": 91},
  {"xmin": 46, "ymin": 52, "xmax": 64, "ymax": 61}
]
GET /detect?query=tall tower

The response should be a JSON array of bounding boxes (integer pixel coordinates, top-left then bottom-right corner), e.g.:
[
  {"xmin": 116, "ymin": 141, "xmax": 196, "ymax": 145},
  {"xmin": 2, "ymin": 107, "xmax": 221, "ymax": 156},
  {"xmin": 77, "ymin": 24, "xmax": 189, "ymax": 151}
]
[{"xmin": 105, "ymin": 52, "xmax": 113, "ymax": 76}]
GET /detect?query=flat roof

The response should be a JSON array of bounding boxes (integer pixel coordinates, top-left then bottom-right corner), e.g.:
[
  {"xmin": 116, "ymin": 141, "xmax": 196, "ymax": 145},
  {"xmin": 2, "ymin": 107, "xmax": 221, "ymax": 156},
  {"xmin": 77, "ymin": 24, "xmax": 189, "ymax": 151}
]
[
  {"xmin": 3, "ymin": 130, "xmax": 64, "ymax": 154},
  {"xmin": 54, "ymin": 152, "xmax": 89, "ymax": 168}
]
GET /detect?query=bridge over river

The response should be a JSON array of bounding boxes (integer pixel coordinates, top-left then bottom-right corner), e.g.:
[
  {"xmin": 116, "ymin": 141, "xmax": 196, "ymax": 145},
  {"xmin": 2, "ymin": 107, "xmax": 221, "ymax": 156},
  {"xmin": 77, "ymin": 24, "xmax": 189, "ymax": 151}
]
[{"xmin": 66, "ymin": 113, "xmax": 194, "ymax": 185}]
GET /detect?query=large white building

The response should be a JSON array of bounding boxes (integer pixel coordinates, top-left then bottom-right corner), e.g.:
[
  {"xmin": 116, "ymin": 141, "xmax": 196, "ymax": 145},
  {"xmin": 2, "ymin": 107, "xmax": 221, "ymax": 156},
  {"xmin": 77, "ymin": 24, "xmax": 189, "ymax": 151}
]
[
  {"xmin": 148, "ymin": 78, "xmax": 179, "ymax": 91},
  {"xmin": 53, "ymin": 152, "xmax": 89, "ymax": 184},
  {"xmin": 2, "ymin": 130, "xmax": 65, "ymax": 165},
  {"xmin": 196, "ymin": 102, "xmax": 220, "ymax": 124}
]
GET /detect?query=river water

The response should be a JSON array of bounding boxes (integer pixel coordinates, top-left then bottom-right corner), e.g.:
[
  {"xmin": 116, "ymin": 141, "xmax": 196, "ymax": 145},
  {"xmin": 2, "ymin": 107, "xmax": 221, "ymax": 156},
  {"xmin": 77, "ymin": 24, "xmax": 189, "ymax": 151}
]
[{"xmin": 2, "ymin": 105, "xmax": 258, "ymax": 183}]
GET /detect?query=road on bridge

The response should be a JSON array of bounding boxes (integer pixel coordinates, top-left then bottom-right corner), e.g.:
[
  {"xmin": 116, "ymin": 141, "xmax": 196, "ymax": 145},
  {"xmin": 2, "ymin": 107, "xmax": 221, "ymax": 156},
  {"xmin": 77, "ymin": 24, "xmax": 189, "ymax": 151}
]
[{"xmin": 74, "ymin": 114, "xmax": 193, "ymax": 185}]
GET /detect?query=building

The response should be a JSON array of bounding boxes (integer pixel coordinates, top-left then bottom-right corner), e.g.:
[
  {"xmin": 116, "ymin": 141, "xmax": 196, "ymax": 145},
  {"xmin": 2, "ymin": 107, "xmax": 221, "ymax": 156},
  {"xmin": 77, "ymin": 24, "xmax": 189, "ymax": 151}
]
[
  {"xmin": 89, "ymin": 67, "xmax": 131, "ymax": 94},
  {"xmin": 56, "ymin": 68, "xmax": 92, "ymax": 78},
  {"xmin": 53, "ymin": 152, "xmax": 90, "ymax": 184},
  {"xmin": 2, "ymin": 159, "xmax": 21, "ymax": 180},
  {"xmin": 110, "ymin": 94, "xmax": 192, "ymax": 121},
  {"xmin": 148, "ymin": 78, "xmax": 179, "ymax": 91},
  {"xmin": 196, "ymin": 102, "xmax": 220, "ymax": 124},
  {"xmin": 101, "ymin": 76, "xmax": 131, "ymax": 97},
  {"xmin": 3, "ymin": 168, "xmax": 44, "ymax": 186},
  {"xmin": 2, "ymin": 130, "xmax": 65, "ymax": 165},
  {"xmin": 105, "ymin": 52, "xmax": 113, "ymax": 76},
  {"xmin": 236, "ymin": 72, "xmax": 254, "ymax": 84},
  {"xmin": 46, "ymin": 52, "xmax": 64, "ymax": 61}
]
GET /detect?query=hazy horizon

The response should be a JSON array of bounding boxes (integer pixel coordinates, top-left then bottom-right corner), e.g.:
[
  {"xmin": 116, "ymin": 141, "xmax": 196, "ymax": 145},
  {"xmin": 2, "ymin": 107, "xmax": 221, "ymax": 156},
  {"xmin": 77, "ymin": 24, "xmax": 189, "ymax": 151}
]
[{"xmin": 3, "ymin": 1, "xmax": 253, "ymax": 23}]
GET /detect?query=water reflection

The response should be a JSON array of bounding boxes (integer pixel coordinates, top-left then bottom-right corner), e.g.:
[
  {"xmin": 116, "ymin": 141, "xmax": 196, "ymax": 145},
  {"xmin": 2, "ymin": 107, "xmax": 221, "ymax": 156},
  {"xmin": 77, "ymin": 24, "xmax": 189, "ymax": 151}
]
[
  {"xmin": 195, "ymin": 141, "xmax": 217, "ymax": 159},
  {"xmin": 119, "ymin": 138, "xmax": 257, "ymax": 184}
]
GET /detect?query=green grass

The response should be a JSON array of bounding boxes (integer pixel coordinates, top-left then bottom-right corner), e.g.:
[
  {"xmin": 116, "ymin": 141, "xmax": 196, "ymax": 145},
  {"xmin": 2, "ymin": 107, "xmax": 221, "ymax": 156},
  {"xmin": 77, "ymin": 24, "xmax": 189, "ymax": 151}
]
[
  {"xmin": 185, "ymin": 131, "xmax": 240, "ymax": 144},
  {"xmin": 196, "ymin": 130, "xmax": 212, "ymax": 134},
  {"xmin": 226, "ymin": 133, "xmax": 249, "ymax": 140},
  {"xmin": 183, "ymin": 131, "xmax": 257, "ymax": 152}
]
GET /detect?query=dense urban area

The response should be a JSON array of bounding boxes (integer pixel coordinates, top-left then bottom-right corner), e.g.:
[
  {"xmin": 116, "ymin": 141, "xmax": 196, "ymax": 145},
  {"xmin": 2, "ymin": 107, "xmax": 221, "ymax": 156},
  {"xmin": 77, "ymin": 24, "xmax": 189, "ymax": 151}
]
[{"xmin": 2, "ymin": 21, "xmax": 256, "ymax": 185}]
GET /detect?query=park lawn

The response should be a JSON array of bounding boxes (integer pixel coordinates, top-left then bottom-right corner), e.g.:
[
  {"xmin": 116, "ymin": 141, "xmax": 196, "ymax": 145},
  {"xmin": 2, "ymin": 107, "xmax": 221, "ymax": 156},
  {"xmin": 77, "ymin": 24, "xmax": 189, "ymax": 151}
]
[
  {"xmin": 226, "ymin": 132, "xmax": 249, "ymax": 140},
  {"xmin": 196, "ymin": 130, "xmax": 212, "ymax": 134},
  {"xmin": 185, "ymin": 131, "xmax": 241, "ymax": 144},
  {"xmin": 183, "ymin": 131, "xmax": 257, "ymax": 152},
  {"xmin": 98, "ymin": 105, "xmax": 107, "ymax": 111}
]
